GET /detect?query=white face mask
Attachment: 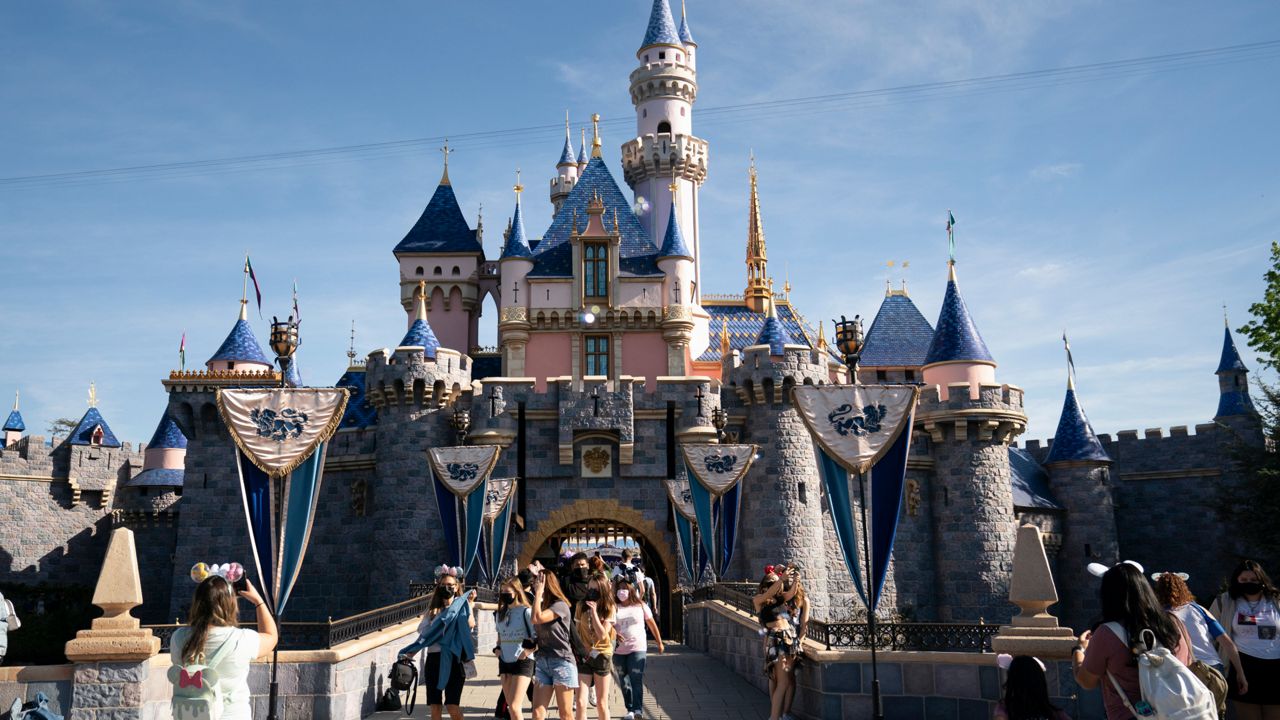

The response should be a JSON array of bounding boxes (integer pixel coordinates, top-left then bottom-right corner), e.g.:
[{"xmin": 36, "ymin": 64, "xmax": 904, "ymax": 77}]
[{"xmin": 616, "ymin": 589, "xmax": 630, "ymax": 602}]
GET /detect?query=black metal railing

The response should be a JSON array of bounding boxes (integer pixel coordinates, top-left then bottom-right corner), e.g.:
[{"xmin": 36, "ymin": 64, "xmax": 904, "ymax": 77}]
[
  {"xmin": 408, "ymin": 582, "xmax": 498, "ymax": 604},
  {"xmin": 689, "ymin": 582, "xmax": 997, "ymax": 653}
]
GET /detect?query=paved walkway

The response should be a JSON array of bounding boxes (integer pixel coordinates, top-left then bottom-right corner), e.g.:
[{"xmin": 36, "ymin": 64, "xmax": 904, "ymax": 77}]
[{"xmin": 369, "ymin": 643, "xmax": 768, "ymax": 719}]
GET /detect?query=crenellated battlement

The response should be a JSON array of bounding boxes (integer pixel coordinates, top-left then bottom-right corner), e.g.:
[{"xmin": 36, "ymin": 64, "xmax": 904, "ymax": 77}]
[
  {"xmin": 724, "ymin": 344, "xmax": 830, "ymax": 405},
  {"xmin": 915, "ymin": 383, "xmax": 1027, "ymax": 445},
  {"xmin": 364, "ymin": 346, "xmax": 472, "ymax": 410}
]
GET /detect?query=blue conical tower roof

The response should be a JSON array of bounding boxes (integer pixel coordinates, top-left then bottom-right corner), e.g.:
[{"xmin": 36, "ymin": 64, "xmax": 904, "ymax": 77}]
[
  {"xmin": 657, "ymin": 202, "xmax": 692, "ymax": 259},
  {"xmin": 284, "ymin": 358, "xmax": 302, "ymax": 387},
  {"xmin": 3, "ymin": 409, "xmax": 24, "ymax": 432},
  {"xmin": 1045, "ymin": 385, "xmax": 1109, "ymax": 464},
  {"xmin": 641, "ymin": 0, "xmax": 681, "ymax": 48},
  {"xmin": 558, "ymin": 131, "xmax": 576, "ymax": 166},
  {"xmin": 924, "ymin": 266, "xmax": 994, "ymax": 365},
  {"xmin": 1216, "ymin": 326, "xmax": 1248, "ymax": 373},
  {"xmin": 399, "ymin": 285, "xmax": 441, "ymax": 358},
  {"xmin": 577, "ymin": 131, "xmax": 588, "ymax": 165},
  {"xmin": 69, "ymin": 406, "xmax": 121, "ymax": 447},
  {"xmin": 147, "ymin": 413, "xmax": 188, "ymax": 450},
  {"xmin": 755, "ymin": 300, "xmax": 795, "ymax": 355},
  {"xmin": 678, "ymin": 5, "xmax": 695, "ymax": 44},
  {"xmin": 208, "ymin": 304, "xmax": 272, "ymax": 366},
  {"xmin": 500, "ymin": 194, "xmax": 533, "ymax": 260},
  {"xmin": 393, "ymin": 177, "xmax": 480, "ymax": 255}
]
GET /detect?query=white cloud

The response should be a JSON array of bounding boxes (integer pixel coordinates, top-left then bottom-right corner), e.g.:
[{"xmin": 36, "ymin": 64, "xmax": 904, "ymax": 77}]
[{"xmin": 1030, "ymin": 162, "xmax": 1082, "ymax": 181}]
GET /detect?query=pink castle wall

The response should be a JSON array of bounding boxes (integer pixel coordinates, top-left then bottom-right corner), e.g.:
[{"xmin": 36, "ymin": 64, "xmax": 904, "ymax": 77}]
[
  {"xmin": 526, "ymin": 332, "xmax": 572, "ymax": 392},
  {"xmin": 426, "ymin": 286, "xmax": 473, "ymax": 353},
  {"xmin": 622, "ymin": 332, "xmax": 668, "ymax": 388}
]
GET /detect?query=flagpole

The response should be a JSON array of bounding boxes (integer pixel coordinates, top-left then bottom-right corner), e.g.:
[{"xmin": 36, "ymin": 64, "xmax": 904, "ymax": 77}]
[
  {"xmin": 857, "ymin": 469, "xmax": 883, "ymax": 720},
  {"xmin": 242, "ymin": 254, "xmax": 249, "ymax": 305}
]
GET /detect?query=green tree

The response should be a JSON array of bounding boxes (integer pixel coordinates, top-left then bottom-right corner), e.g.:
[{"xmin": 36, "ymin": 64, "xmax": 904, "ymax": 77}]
[{"xmin": 46, "ymin": 417, "xmax": 77, "ymax": 440}]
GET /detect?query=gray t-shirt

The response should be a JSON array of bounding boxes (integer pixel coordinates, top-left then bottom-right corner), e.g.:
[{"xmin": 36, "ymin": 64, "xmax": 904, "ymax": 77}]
[{"xmin": 534, "ymin": 600, "xmax": 573, "ymax": 662}]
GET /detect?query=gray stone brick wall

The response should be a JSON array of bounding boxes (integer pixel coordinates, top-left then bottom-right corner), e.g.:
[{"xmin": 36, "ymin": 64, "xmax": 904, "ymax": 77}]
[{"xmin": 1045, "ymin": 462, "xmax": 1118, "ymax": 631}]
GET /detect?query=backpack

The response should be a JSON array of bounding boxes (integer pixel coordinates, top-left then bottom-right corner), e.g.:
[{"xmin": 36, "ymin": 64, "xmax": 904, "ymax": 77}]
[
  {"xmin": 4, "ymin": 599, "xmax": 19, "ymax": 631},
  {"xmin": 1102, "ymin": 622, "xmax": 1216, "ymax": 720},
  {"xmin": 388, "ymin": 657, "xmax": 418, "ymax": 715},
  {"xmin": 167, "ymin": 633, "xmax": 239, "ymax": 720}
]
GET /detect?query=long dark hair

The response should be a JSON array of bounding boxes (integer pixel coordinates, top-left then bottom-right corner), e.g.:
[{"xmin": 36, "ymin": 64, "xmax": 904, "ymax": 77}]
[
  {"xmin": 1100, "ymin": 563, "xmax": 1180, "ymax": 652},
  {"xmin": 1228, "ymin": 559, "xmax": 1279, "ymax": 601},
  {"xmin": 1002, "ymin": 656, "xmax": 1061, "ymax": 720},
  {"xmin": 428, "ymin": 576, "xmax": 461, "ymax": 617},
  {"xmin": 183, "ymin": 576, "xmax": 239, "ymax": 665},
  {"xmin": 539, "ymin": 571, "xmax": 570, "ymax": 610}
]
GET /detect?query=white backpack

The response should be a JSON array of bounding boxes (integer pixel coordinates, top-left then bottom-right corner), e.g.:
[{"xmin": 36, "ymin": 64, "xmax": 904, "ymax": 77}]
[
  {"xmin": 168, "ymin": 633, "xmax": 239, "ymax": 720},
  {"xmin": 1103, "ymin": 622, "xmax": 1216, "ymax": 720},
  {"xmin": 4, "ymin": 598, "xmax": 19, "ymax": 631}
]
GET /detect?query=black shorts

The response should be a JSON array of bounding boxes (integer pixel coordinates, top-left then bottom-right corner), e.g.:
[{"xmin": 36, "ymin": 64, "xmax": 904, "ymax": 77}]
[
  {"xmin": 424, "ymin": 652, "xmax": 465, "ymax": 707},
  {"xmin": 1230, "ymin": 652, "xmax": 1280, "ymax": 705},
  {"xmin": 499, "ymin": 657, "xmax": 535, "ymax": 678},
  {"xmin": 577, "ymin": 653, "xmax": 613, "ymax": 677}
]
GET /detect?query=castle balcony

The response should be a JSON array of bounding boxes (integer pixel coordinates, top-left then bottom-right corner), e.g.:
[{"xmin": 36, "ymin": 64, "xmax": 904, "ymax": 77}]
[
  {"xmin": 915, "ymin": 382, "xmax": 1027, "ymax": 444},
  {"xmin": 621, "ymin": 133, "xmax": 708, "ymax": 187},
  {"xmin": 628, "ymin": 60, "xmax": 697, "ymax": 104},
  {"xmin": 162, "ymin": 368, "xmax": 280, "ymax": 393}
]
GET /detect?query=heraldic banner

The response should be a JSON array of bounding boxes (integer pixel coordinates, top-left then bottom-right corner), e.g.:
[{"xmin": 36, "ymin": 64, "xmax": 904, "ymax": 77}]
[
  {"xmin": 664, "ymin": 471, "xmax": 706, "ymax": 585},
  {"xmin": 680, "ymin": 444, "xmax": 757, "ymax": 579},
  {"xmin": 428, "ymin": 445, "xmax": 501, "ymax": 576},
  {"xmin": 792, "ymin": 384, "xmax": 918, "ymax": 611},
  {"xmin": 217, "ymin": 387, "xmax": 349, "ymax": 617},
  {"xmin": 480, "ymin": 478, "xmax": 518, "ymax": 584}
]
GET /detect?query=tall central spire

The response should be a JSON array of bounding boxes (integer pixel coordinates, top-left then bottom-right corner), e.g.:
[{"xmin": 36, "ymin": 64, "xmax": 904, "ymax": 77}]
[{"xmin": 744, "ymin": 155, "xmax": 771, "ymax": 313}]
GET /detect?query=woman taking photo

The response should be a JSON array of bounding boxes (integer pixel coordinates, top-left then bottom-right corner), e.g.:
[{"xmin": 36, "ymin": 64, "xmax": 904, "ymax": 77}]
[
  {"xmin": 530, "ymin": 565, "xmax": 577, "ymax": 720},
  {"xmin": 574, "ymin": 573, "xmax": 615, "ymax": 720},
  {"xmin": 612, "ymin": 578, "xmax": 664, "ymax": 720},
  {"xmin": 778, "ymin": 564, "xmax": 808, "ymax": 720},
  {"xmin": 1210, "ymin": 560, "xmax": 1280, "ymax": 719},
  {"xmin": 753, "ymin": 565, "xmax": 800, "ymax": 720},
  {"xmin": 1072, "ymin": 563, "xmax": 1193, "ymax": 720},
  {"xmin": 170, "ymin": 576, "xmax": 278, "ymax": 720},
  {"xmin": 494, "ymin": 577, "xmax": 537, "ymax": 720},
  {"xmin": 402, "ymin": 567, "xmax": 474, "ymax": 720}
]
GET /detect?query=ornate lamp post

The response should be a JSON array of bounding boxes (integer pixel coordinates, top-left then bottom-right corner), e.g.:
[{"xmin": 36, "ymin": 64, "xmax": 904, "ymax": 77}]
[
  {"xmin": 711, "ymin": 406, "xmax": 727, "ymax": 442},
  {"xmin": 832, "ymin": 314, "xmax": 864, "ymax": 382},
  {"xmin": 269, "ymin": 315, "xmax": 300, "ymax": 388},
  {"xmin": 451, "ymin": 404, "xmax": 471, "ymax": 445}
]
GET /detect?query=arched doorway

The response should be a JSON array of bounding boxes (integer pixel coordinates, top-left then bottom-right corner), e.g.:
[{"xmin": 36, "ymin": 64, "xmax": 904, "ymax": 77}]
[{"xmin": 518, "ymin": 502, "xmax": 679, "ymax": 638}]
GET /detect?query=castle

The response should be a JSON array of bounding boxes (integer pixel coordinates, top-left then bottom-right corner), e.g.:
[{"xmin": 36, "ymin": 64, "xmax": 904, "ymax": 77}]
[{"xmin": 0, "ymin": 0, "xmax": 1263, "ymax": 637}]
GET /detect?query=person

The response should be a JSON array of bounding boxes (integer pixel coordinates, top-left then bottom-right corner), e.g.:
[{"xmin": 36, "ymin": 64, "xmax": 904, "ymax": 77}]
[
  {"xmin": 574, "ymin": 573, "xmax": 616, "ymax": 720},
  {"xmin": 170, "ymin": 576, "xmax": 278, "ymax": 720},
  {"xmin": 753, "ymin": 565, "xmax": 801, "ymax": 720},
  {"xmin": 403, "ymin": 568, "xmax": 475, "ymax": 720},
  {"xmin": 612, "ymin": 578, "xmax": 664, "ymax": 720},
  {"xmin": 1210, "ymin": 560, "xmax": 1280, "ymax": 719},
  {"xmin": 562, "ymin": 553, "xmax": 591, "ymax": 606},
  {"xmin": 995, "ymin": 655, "xmax": 1070, "ymax": 720},
  {"xmin": 589, "ymin": 555, "xmax": 608, "ymax": 577},
  {"xmin": 0, "ymin": 588, "xmax": 10, "ymax": 666},
  {"xmin": 777, "ymin": 563, "xmax": 809, "ymax": 720},
  {"xmin": 530, "ymin": 565, "xmax": 578, "ymax": 720},
  {"xmin": 1153, "ymin": 570, "xmax": 1246, "ymax": 716},
  {"xmin": 494, "ymin": 577, "xmax": 537, "ymax": 720},
  {"xmin": 1072, "ymin": 562, "xmax": 1194, "ymax": 720}
]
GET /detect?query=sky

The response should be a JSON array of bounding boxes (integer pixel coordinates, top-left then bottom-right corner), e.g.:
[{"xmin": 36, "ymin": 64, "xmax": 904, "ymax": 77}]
[{"xmin": 1, "ymin": 0, "xmax": 1278, "ymax": 445}]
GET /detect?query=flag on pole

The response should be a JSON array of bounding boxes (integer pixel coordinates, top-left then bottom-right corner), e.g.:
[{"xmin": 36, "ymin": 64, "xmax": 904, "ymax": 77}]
[
  {"xmin": 244, "ymin": 256, "xmax": 263, "ymax": 318},
  {"xmin": 179, "ymin": 332, "xmax": 186, "ymax": 370},
  {"xmin": 946, "ymin": 211, "xmax": 956, "ymax": 263},
  {"xmin": 292, "ymin": 279, "xmax": 301, "ymax": 324},
  {"xmin": 1063, "ymin": 332, "xmax": 1075, "ymax": 385}
]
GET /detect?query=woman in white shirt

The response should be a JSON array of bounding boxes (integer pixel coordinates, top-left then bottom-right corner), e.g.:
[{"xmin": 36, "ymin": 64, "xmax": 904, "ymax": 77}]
[
  {"xmin": 1211, "ymin": 560, "xmax": 1280, "ymax": 720},
  {"xmin": 170, "ymin": 576, "xmax": 278, "ymax": 720}
]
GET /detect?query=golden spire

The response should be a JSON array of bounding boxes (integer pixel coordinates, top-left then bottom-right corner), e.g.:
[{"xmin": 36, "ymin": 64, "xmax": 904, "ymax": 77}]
[
  {"xmin": 817, "ymin": 321, "xmax": 828, "ymax": 350},
  {"xmin": 720, "ymin": 321, "xmax": 730, "ymax": 355},
  {"xmin": 514, "ymin": 168, "xmax": 523, "ymax": 196},
  {"xmin": 414, "ymin": 280, "xmax": 429, "ymax": 322},
  {"xmin": 87, "ymin": 382, "xmax": 97, "ymax": 409},
  {"xmin": 591, "ymin": 113, "xmax": 602, "ymax": 158},
  {"xmin": 744, "ymin": 153, "xmax": 771, "ymax": 313},
  {"xmin": 439, "ymin": 139, "xmax": 453, "ymax": 185}
]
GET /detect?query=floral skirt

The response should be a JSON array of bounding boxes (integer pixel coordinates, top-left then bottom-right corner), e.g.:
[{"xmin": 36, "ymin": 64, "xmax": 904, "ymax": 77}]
[{"xmin": 763, "ymin": 627, "xmax": 801, "ymax": 676}]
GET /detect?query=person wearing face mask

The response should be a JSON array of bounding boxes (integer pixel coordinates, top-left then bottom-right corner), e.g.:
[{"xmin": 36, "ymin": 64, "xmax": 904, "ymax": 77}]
[
  {"xmin": 1211, "ymin": 560, "xmax": 1280, "ymax": 719},
  {"xmin": 574, "ymin": 573, "xmax": 616, "ymax": 720},
  {"xmin": 562, "ymin": 553, "xmax": 592, "ymax": 606},
  {"xmin": 494, "ymin": 577, "xmax": 537, "ymax": 720},
  {"xmin": 612, "ymin": 578, "xmax": 664, "ymax": 720},
  {"xmin": 401, "ymin": 566, "xmax": 476, "ymax": 720}
]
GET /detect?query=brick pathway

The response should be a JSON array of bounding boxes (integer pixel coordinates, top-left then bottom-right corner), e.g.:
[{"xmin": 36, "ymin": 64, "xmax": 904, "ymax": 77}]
[{"xmin": 370, "ymin": 643, "xmax": 768, "ymax": 719}]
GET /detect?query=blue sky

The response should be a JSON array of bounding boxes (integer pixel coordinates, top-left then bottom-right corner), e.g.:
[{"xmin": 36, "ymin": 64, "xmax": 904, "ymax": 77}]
[{"xmin": 1, "ymin": 0, "xmax": 1277, "ymax": 445}]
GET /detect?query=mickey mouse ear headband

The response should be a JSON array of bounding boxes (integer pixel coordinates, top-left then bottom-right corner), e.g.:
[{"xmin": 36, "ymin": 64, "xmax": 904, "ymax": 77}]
[
  {"xmin": 1087, "ymin": 560, "xmax": 1144, "ymax": 578},
  {"xmin": 997, "ymin": 653, "xmax": 1046, "ymax": 672},
  {"xmin": 190, "ymin": 561, "xmax": 244, "ymax": 584},
  {"xmin": 1151, "ymin": 571, "xmax": 1190, "ymax": 582},
  {"xmin": 434, "ymin": 564, "xmax": 463, "ymax": 579}
]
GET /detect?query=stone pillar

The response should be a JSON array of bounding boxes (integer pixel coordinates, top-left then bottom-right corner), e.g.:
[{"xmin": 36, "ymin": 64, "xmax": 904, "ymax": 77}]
[
  {"xmin": 64, "ymin": 527, "xmax": 162, "ymax": 720},
  {"xmin": 991, "ymin": 524, "xmax": 1077, "ymax": 658}
]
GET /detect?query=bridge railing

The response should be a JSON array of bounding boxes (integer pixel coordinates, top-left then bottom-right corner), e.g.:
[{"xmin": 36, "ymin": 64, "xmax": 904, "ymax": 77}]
[{"xmin": 689, "ymin": 583, "xmax": 996, "ymax": 653}]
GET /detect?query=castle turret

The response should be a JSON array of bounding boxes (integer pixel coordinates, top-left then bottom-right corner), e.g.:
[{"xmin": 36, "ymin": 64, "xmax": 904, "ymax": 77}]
[
  {"xmin": 918, "ymin": 262, "xmax": 1024, "ymax": 621},
  {"xmin": 577, "ymin": 128, "xmax": 588, "ymax": 174},
  {"xmin": 550, "ymin": 117, "xmax": 580, "ymax": 215},
  {"xmin": 677, "ymin": 0, "xmax": 696, "ymax": 71},
  {"xmin": 68, "ymin": 389, "xmax": 121, "ymax": 448},
  {"xmin": 400, "ymin": 281, "xmax": 442, "ymax": 358},
  {"xmin": 207, "ymin": 302, "xmax": 273, "ymax": 373},
  {"xmin": 622, "ymin": 0, "xmax": 708, "ymax": 298},
  {"xmin": 658, "ymin": 192, "xmax": 695, "ymax": 374},
  {"xmin": 1043, "ymin": 344, "xmax": 1117, "ymax": 631},
  {"xmin": 499, "ymin": 178, "xmax": 535, "ymax": 377},
  {"xmin": 1215, "ymin": 322, "xmax": 1256, "ymax": 421},
  {"xmin": 4, "ymin": 390, "xmax": 24, "ymax": 447},
  {"xmin": 859, "ymin": 285, "xmax": 935, "ymax": 384},
  {"xmin": 743, "ymin": 158, "xmax": 771, "ymax": 313}
]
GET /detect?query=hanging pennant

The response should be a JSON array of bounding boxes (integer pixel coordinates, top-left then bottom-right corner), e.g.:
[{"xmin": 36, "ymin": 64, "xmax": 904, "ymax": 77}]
[
  {"xmin": 221, "ymin": 388, "xmax": 348, "ymax": 617},
  {"xmin": 681, "ymin": 444, "xmax": 757, "ymax": 578},
  {"xmin": 483, "ymin": 478, "xmax": 518, "ymax": 584},
  {"xmin": 665, "ymin": 473, "xmax": 700, "ymax": 585},
  {"xmin": 793, "ymin": 385, "xmax": 918, "ymax": 611},
  {"xmin": 428, "ymin": 445, "xmax": 501, "ymax": 576}
]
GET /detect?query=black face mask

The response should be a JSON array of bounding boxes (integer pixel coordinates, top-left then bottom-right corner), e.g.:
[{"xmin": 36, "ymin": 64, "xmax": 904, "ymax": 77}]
[
  {"xmin": 1239, "ymin": 582, "xmax": 1264, "ymax": 596},
  {"xmin": 585, "ymin": 587, "xmax": 601, "ymax": 602},
  {"xmin": 574, "ymin": 567, "xmax": 590, "ymax": 581},
  {"xmin": 500, "ymin": 592, "xmax": 516, "ymax": 604}
]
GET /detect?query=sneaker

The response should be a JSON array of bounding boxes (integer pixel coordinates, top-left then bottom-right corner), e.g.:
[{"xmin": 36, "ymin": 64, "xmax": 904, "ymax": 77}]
[
  {"xmin": 623, "ymin": 713, "xmax": 635, "ymax": 720},
  {"xmin": 588, "ymin": 686, "xmax": 596, "ymax": 707},
  {"xmin": 633, "ymin": 711, "xmax": 644, "ymax": 719}
]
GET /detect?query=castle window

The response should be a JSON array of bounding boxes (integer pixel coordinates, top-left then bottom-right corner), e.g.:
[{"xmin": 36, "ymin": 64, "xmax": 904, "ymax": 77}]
[
  {"xmin": 452, "ymin": 266, "xmax": 461, "ymax": 276},
  {"xmin": 583, "ymin": 242, "xmax": 609, "ymax": 300},
  {"xmin": 643, "ymin": 109, "xmax": 647, "ymax": 118},
  {"xmin": 415, "ymin": 266, "xmax": 424, "ymax": 276},
  {"xmin": 905, "ymin": 369, "xmax": 916, "ymax": 382},
  {"xmin": 433, "ymin": 267, "xmax": 442, "ymax": 276},
  {"xmin": 584, "ymin": 335, "xmax": 610, "ymax": 376},
  {"xmin": 680, "ymin": 107, "xmax": 685, "ymax": 116},
  {"xmin": 643, "ymin": 54, "xmax": 649, "ymax": 62},
  {"xmin": 659, "ymin": 51, "xmax": 666, "ymax": 60},
  {"xmin": 876, "ymin": 370, "xmax": 888, "ymax": 383},
  {"xmin": 657, "ymin": 121, "xmax": 671, "ymax": 134},
  {"xmin": 677, "ymin": 53, "xmax": 682, "ymax": 62}
]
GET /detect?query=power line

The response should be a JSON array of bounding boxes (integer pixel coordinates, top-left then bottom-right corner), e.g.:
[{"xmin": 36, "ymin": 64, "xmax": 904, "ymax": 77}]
[{"xmin": 3, "ymin": 38, "xmax": 1278, "ymax": 191}]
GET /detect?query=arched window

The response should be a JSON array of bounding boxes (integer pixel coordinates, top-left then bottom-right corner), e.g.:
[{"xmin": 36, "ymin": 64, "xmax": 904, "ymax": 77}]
[
  {"xmin": 433, "ymin": 267, "xmax": 443, "ymax": 276},
  {"xmin": 659, "ymin": 51, "xmax": 666, "ymax": 60},
  {"xmin": 657, "ymin": 121, "xmax": 671, "ymax": 134},
  {"xmin": 415, "ymin": 266, "xmax": 424, "ymax": 276},
  {"xmin": 680, "ymin": 107, "xmax": 686, "ymax": 116},
  {"xmin": 452, "ymin": 266, "xmax": 461, "ymax": 276}
]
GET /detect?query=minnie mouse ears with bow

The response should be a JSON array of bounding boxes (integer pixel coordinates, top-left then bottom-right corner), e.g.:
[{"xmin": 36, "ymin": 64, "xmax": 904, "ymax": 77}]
[
  {"xmin": 434, "ymin": 564, "xmax": 463, "ymax": 579},
  {"xmin": 1087, "ymin": 560, "xmax": 1144, "ymax": 578},
  {"xmin": 190, "ymin": 561, "xmax": 244, "ymax": 584},
  {"xmin": 1151, "ymin": 571, "xmax": 1190, "ymax": 582}
]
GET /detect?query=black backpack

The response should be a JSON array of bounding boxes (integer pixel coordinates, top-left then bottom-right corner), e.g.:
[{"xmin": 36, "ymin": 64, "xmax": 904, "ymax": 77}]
[{"xmin": 387, "ymin": 657, "xmax": 419, "ymax": 714}]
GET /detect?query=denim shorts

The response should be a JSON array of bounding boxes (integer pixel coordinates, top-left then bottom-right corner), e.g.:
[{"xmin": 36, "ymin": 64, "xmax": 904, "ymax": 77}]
[{"xmin": 534, "ymin": 655, "xmax": 579, "ymax": 689}]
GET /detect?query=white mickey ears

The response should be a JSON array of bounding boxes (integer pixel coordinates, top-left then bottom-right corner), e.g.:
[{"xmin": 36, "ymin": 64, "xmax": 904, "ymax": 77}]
[
  {"xmin": 1087, "ymin": 560, "xmax": 1145, "ymax": 578},
  {"xmin": 997, "ymin": 653, "xmax": 1046, "ymax": 672},
  {"xmin": 1151, "ymin": 571, "xmax": 1190, "ymax": 582}
]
